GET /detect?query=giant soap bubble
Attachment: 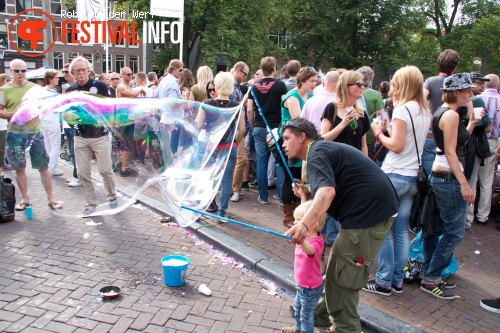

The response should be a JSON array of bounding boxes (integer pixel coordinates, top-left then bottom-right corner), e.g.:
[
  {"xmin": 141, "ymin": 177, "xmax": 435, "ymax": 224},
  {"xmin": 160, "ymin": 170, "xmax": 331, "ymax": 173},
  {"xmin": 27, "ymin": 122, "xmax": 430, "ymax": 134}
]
[{"xmin": 8, "ymin": 87, "xmax": 242, "ymax": 227}]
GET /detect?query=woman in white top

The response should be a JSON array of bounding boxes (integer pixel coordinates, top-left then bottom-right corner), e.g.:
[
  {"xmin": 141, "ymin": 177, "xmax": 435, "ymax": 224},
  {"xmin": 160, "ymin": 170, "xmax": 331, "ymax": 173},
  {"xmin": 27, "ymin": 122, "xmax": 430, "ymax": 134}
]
[{"xmin": 364, "ymin": 66, "xmax": 431, "ymax": 296}]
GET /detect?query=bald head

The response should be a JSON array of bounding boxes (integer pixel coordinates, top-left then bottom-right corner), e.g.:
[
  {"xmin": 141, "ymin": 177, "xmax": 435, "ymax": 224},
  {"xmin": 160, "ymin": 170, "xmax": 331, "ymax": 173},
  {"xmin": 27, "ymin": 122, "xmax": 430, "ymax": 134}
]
[
  {"xmin": 120, "ymin": 67, "xmax": 133, "ymax": 83},
  {"xmin": 10, "ymin": 59, "xmax": 26, "ymax": 69},
  {"xmin": 485, "ymin": 74, "xmax": 499, "ymax": 89},
  {"xmin": 323, "ymin": 71, "xmax": 339, "ymax": 93},
  {"xmin": 10, "ymin": 59, "xmax": 28, "ymax": 84}
]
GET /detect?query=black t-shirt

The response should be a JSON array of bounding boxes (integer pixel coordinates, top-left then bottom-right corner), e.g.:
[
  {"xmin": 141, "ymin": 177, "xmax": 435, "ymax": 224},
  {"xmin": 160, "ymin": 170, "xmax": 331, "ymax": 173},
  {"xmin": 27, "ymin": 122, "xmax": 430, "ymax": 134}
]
[
  {"xmin": 248, "ymin": 78, "xmax": 287, "ymax": 128},
  {"xmin": 321, "ymin": 103, "xmax": 370, "ymax": 151},
  {"xmin": 307, "ymin": 140, "xmax": 399, "ymax": 229},
  {"xmin": 65, "ymin": 78, "xmax": 111, "ymax": 138},
  {"xmin": 203, "ymin": 98, "xmax": 239, "ymax": 143}
]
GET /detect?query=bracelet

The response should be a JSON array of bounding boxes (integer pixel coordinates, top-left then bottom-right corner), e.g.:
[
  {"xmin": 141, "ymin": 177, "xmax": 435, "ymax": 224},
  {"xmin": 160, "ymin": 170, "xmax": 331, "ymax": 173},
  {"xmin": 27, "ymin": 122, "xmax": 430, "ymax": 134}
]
[
  {"xmin": 375, "ymin": 131, "xmax": 382, "ymax": 141},
  {"xmin": 299, "ymin": 223, "xmax": 309, "ymax": 233}
]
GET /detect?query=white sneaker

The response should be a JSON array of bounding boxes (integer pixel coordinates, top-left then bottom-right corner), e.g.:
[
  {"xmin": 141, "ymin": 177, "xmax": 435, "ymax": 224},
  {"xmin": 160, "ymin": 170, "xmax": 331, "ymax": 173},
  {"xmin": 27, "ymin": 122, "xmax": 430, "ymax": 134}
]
[
  {"xmin": 231, "ymin": 192, "xmax": 240, "ymax": 202},
  {"xmin": 466, "ymin": 222, "xmax": 472, "ymax": 230},
  {"xmin": 68, "ymin": 177, "xmax": 80, "ymax": 187},
  {"xmin": 50, "ymin": 170, "xmax": 63, "ymax": 176}
]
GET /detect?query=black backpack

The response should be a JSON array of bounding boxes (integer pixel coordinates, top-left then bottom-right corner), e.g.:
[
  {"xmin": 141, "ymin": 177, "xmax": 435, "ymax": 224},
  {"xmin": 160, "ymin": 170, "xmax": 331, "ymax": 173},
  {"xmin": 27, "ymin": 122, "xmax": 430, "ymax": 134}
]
[{"xmin": 0, "ymin": 177, "xmax": 16, "ymax": 222}]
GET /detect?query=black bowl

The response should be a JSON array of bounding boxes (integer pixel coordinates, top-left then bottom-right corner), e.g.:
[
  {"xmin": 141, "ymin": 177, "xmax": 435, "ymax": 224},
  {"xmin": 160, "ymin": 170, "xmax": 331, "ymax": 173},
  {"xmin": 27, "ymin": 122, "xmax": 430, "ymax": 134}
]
[{"xmin": 99, "ymin": 286, "xmax": 121, "ymax": 299}]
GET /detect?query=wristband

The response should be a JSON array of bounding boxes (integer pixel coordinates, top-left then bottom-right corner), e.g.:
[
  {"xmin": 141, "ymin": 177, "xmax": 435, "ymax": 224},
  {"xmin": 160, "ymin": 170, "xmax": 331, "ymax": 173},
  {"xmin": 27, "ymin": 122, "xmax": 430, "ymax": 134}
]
[
  {"xmin": 375, "ymin": 131, "xmax": 382, "ymax": 141},
  {"xmin": 299, "ymin": 223, "xmax": 309, "ymax": 233}
]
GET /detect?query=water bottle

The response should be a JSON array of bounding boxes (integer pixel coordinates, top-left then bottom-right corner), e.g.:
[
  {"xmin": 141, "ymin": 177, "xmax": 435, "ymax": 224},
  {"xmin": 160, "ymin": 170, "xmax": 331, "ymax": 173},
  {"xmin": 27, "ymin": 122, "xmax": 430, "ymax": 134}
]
[{"xmin": 25, "ymin": 205, "xmax": 33, "ymax": 219}]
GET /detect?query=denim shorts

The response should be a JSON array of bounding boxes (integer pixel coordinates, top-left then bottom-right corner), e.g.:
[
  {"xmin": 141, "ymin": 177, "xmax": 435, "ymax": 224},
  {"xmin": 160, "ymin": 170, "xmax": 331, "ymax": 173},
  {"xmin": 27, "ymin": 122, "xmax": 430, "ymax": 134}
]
[{"xmin": 6, "ymin": 132, "xmax": 49, "ymax": 170}]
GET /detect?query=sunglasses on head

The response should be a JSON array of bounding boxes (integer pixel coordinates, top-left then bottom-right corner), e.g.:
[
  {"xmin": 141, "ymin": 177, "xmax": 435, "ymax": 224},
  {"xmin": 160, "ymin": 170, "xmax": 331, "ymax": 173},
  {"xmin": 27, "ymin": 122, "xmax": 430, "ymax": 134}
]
[
  {"xmin": 285, "ymin": 121, "xmax": 303, "ymax": 132},
  {"xmin": 348, "ymin": 82, "xmax": 366, "ymax": 88},
  {"xmin": 305, "ymin": 67, "xmax": 314, "ymax": 72},
  {"xmin": 13, "ymin": 69, "xmax": 27, "ymax": 73}
]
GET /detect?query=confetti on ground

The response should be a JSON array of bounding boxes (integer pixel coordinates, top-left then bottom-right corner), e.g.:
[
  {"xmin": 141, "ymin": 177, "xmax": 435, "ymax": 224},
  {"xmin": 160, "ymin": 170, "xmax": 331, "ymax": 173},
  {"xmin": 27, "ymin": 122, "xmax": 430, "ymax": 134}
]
[
  {"xmin": 83, "ymin": 233, "xmax": 90, "ymax": 239},
  {"xmin": 475, "ymin": 250, "xmax": 481, "ymax": 254},
  {"xmin": 85, "ymin": 220, "xmax": 103, "ymax": 226}
]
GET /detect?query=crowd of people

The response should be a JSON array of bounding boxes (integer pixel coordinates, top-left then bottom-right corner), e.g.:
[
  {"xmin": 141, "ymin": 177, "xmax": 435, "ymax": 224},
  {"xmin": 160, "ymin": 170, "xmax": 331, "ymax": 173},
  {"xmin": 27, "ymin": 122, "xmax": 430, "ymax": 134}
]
[{"xmin": 1, "ymin": 49, "xmax": 500, "ymax": 333}]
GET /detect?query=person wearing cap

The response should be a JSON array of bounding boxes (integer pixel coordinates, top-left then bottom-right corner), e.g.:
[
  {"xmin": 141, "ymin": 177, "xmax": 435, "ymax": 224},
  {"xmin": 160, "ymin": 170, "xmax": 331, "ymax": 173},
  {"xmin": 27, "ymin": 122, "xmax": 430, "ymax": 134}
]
[
  {"xmin": 420, "ymin": 73, "xmax": 483, "ymax": 300},
  {"xmin": 465, "ymin": 72, "xmax": 493, "ymax": 227}
]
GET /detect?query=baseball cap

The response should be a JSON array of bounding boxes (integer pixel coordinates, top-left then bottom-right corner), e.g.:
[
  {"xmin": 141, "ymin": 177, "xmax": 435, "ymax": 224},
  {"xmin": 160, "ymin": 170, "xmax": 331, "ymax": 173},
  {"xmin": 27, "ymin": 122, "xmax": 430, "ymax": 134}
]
[{"xmin": 470, "ymin": 71, "xmax": 490, "ymax": 81}]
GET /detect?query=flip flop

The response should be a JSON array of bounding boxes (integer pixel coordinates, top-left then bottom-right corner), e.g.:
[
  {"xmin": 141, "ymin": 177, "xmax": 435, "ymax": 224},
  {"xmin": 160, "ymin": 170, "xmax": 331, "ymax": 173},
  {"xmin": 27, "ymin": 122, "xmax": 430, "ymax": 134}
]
[
  {"xmin": 47, "ymin": 202, "xmax": 62, "ymax": 210},
  {"xmin": 15, "ymin": 202, "xmax": 30, "ymax": 211}
]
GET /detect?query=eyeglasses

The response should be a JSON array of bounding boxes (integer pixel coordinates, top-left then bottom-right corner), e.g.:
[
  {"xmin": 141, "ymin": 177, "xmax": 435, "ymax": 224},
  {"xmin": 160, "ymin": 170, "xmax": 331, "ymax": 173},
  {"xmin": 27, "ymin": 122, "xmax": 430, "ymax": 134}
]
[
  {"xmin": 62, "ymin": 70, "xmax": 69, "ymax": 74},
  {"xmin": 178, "ymin": 68, "xmax": 184, "ymax": 72},
  {"xmin": 13, "ymin": 69, "xmax": 27, "ymax": 73},
  {"xmin": 124, "ymin": 73, "xmax": 133, "ymax": 76},
  {"xmin": 285, "ymin": 121, "xmax": 303, "ymax": 132},
  {"xmin": 110, "ymin": 77, "xmax": 120, "ymax": 81},
  {"xmin": 73, "ymin": 68, "xmax": 88, "ymax": 73},
  {"xmin": 348, "ymin": 82, "xmax": 366, "ymax": 88},
  {"xmin": 473, "ymin": 80, "xmax": 485, "ymax": 86},
  {"xmin": 240, "ymin": 69, "xmax": 248, "ymax": 77},
  {"xmin": 208, "ymin": 88, "xmax": 216, "ymax": 93}
]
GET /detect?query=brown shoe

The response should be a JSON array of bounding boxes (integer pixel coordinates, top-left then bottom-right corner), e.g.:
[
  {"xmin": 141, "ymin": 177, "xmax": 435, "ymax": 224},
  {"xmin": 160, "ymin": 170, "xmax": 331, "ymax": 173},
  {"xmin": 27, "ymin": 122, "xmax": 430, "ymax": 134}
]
[{"xmin": 282, "ymin": 203, "xmax": 295, "ymax": 228}]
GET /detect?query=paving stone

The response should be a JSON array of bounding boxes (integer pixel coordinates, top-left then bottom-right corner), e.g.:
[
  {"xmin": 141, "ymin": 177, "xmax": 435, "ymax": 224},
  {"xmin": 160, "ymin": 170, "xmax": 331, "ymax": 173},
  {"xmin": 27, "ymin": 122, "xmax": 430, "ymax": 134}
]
[{"xmin": 4, "ymin": 315, "xmax": 36, "ymax": 332}]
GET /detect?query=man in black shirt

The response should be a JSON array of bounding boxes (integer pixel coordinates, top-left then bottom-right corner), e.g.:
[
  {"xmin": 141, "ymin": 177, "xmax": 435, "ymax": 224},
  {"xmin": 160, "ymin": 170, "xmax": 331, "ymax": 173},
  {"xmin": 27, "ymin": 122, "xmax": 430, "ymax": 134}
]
[
  {"xmin": 247, "ymin": 56, "xmax": 287, "ymax": 204},
  {"xmin": 64, "ymin": 56, "xmax": 116, "ymax": 216},
  {"xmin": 282, "ymin": 118, "xmax": 398, "ymax": 333}
]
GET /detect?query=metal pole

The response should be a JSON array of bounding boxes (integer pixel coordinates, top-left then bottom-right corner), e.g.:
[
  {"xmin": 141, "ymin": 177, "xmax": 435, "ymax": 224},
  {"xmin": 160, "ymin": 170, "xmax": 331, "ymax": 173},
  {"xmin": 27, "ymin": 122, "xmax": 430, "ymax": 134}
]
[
  {"xmin": 105, "ymin": 0, "xmax": 109, "ymax": 74},
  {"xmin": 179, "ymin": 15, "xmax": 183, "ymax": 62}
]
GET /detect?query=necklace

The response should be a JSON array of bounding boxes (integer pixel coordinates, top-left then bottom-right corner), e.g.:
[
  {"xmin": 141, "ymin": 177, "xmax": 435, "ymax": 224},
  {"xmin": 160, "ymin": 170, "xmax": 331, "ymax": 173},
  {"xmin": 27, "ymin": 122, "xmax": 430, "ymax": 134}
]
[{"xmin": 350, "ymin": 117, "xmax": 358, "ymax": 135}]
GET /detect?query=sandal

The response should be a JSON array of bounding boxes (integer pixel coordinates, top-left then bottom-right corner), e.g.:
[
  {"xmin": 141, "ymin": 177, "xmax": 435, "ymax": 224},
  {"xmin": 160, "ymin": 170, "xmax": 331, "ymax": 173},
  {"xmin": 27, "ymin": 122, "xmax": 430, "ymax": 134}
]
[
  {"xmin": 15, "ymin": 202, "xmax": 30, "ymax": 211},
  {"xmin": 281, "ymin": 327, "xmax": 299, "ymax": 333},
  {"xmin": 47, "ymin": 202, "xmax": 62, "ymax": 210}
]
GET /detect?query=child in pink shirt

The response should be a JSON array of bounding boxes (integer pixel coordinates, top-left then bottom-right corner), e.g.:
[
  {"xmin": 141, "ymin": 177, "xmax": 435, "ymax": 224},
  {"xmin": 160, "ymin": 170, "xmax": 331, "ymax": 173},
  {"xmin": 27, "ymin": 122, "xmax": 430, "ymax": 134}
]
[{"xmin": 282, "ymin": 200, "xmax": 325, "ymax": 333}]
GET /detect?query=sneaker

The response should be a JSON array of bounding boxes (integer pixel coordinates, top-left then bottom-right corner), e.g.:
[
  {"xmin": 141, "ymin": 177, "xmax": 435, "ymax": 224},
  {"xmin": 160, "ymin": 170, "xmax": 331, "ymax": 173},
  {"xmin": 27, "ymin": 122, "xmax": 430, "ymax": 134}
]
[
  {"xmin": 441, "ymin": 279, "xmax": 456, "ymax": 289},
  {"xmin": 82, "ymin": 205, "xmax": 97, "ymax": 216},
  {"xmin": 231, "ymin": 192, "xmax": 240, "ymax": 202},
  {"xmin": 408, "ymin": 227, "xmax": 419, "ymax": 234},
  {"xmin": 273, "ymin": 194, "xmax": 281, "ymax": 200},
  {"xmin": 250, "ymin": 180, "xmax": 258, "ymax": 187},
  {"xmin": 288, "ymin": 304, "xmax": 294, "ymax": 316},
  {"xmin": 241, "ymin": 182, "xmax": 250, "ymax": 191},
  {"xmin": 392, "ymin": 283, "xmax": 403, "ymax": 294},
  {"xmin": 2, "ymin": 164, "xmax": 11, "ymax": 171},
  {"xmin": 465, "ymin": 222, "xmax": 472, "ymax": 230},
  {"xmin": 258, "ymin": 196, "xmax": 269, "ymax": 204},
  {"xmin": 68, "ymin": 177, "xmax": 80, "ymax": 187},
  {"xmin": 477, "ymin": 219, "xmax": 487, "ymax": 225},
  {"xmin": 363, "ymin": 280, "xmax": 391, "ymax": 296},
  {"xmin": 479, "ymin": 298, "xmax": 500, "ymax": 313},
  {"xmin": 420, "ymin": 283, "xmax": 456, "ymax": 299},
  {"xmin": 120, "ymin": 167, "xmax": 138, "ymax": 177},
  {"xmin": 50, "ymin": 170, "xmax": 63, "ymax": 176}
]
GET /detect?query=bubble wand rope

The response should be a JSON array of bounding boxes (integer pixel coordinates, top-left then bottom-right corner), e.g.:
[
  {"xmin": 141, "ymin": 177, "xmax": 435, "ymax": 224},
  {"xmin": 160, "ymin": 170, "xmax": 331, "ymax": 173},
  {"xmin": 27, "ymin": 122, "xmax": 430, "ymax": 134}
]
[
  {"xmin": 181, "ymin": 205, "xmax": 292, "ymax": 240},
  {"xmin": 249, "ymin": 88, "xmax": 298, "ymax": 188}
]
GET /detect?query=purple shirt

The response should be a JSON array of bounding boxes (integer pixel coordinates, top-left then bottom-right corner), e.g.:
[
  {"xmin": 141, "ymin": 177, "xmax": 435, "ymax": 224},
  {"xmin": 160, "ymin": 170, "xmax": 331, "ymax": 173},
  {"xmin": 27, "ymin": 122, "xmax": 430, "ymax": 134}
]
[
  {"xmin": 300, "ymin": 92, "xmax": 336, "ymax": 131},
  {"xmin": 480, "ymin": 89, "xmax": 500, "ymax": 139}
]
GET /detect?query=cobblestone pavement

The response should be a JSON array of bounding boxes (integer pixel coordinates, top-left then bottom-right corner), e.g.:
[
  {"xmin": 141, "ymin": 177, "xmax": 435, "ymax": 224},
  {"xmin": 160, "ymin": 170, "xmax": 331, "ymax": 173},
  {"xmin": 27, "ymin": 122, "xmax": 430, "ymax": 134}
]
[
  {"xmin": 2, "ymin": 158, "xmax": 500, "ymax": 333},
  {"xmin": 0, "ymin": 166, "xmax": 299, "ymax": 333}
]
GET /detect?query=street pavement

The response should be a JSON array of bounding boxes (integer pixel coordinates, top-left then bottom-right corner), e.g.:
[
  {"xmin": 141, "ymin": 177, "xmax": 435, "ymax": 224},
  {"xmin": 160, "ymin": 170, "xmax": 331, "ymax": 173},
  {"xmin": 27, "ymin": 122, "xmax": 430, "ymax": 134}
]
[{"xmin": 1, "ymin": 158, "xmax": 500, "ymax": 333}]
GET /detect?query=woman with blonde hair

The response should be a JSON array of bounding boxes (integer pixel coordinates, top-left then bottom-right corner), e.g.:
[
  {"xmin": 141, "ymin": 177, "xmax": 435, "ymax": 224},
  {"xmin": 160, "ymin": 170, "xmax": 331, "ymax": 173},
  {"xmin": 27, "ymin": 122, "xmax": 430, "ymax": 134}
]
[
  {"xmin": 320, "ymin": 70, "xmax": 369, "ymax": 155},
  {"xmin": 363, "ymin": 65, "xmax": 432, "ymax": 296},
  {"xmin": 189, "ymin": 66, "xmax": 213, "ymax": 102}
]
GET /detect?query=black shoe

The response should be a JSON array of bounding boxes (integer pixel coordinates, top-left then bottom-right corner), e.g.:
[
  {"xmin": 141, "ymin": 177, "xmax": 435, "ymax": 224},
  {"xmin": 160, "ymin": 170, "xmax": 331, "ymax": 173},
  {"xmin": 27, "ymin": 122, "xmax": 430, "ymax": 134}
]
[
  {"xmin": 120, "ymin": 167, "xmax": 138, "ymax": 177},
  {"xmin": 363, "ymin": 280, "xmax": 391, "ymax": 296},
  {"xmin": 420, "ymin": 283, "xmax": 456, "ymax": 299},
  {"xmin": 288, "ymin": 304, "xmax": 294, "ymax": 316},
  {"xmin": 268, "ymin": 184, "xmax": 276, "ymax": 190},
  {"xmin": 241, "ymin": 182, "xmax": 250, "ymax": 191},
  {"xmin": 206, "ymin": 200, "xmax": 218, "ymax": 213},
  {"xmin": 250, "ymin": 180, "xmax": 258, "ymax": 187},
  {"xmin": 480, "ymin": 298, "xmax": 500, "ymax": 313},
  {"xmin": 441, "ymin": 279, "xmax": 456, "ymax": 289}
]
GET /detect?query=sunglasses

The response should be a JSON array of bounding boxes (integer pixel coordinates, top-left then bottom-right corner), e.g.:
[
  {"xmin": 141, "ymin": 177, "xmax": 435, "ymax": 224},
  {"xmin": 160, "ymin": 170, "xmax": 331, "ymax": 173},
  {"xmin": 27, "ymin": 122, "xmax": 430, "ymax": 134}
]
[
  {"xmin": 473, "ymin": 80, "xmax": 485, "ymax": 85},
  {"xmin": 348, "ymin": 82, "xmax": 366, "ymax": 88},
  {"xmin": 110, "ymin": 77, "xmax": 120, "ymax": 81},
  {"xmin": 124, "ymin": 73, "xmax": 133, "ymax": 76},
  {"xmin": 13, "ymin": 69, "xmax": 27, "ymax": 73},
  {"xmin": 285, "ymin": 121, "xmax": 303, "ymax": 132},
  {"xmin": 178, "ymin": 68, "xmax": 184, "ymax": 72},
  {"xmin": 62, "ymin": 70, "xmax": 69, "ymax": 74},
  {"xmin": 240, "ymin": 69, "xmax": 248, "ymax": 77},
  {"xmin": 208, "ymin": 88, "xmax": 216, "ymax": 93}
]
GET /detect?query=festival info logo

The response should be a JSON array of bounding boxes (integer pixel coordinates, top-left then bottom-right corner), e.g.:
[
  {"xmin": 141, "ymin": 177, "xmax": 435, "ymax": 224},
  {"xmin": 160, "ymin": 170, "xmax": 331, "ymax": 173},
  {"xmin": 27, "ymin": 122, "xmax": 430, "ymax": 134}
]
[{"xmin": 9, "ymin": 9, "xmax": 180, "ymax": 58}]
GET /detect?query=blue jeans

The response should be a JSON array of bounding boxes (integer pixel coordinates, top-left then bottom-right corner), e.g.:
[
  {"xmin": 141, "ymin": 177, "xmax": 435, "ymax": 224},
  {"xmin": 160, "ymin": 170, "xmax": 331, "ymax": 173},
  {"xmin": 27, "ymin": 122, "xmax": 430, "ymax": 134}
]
[
  {"xmin": 276, "ymin": 164, "xmax": 284, "ymax": 202},
  {"xmin": 64, "ymin": 128, "xmax": 77, "ymax": 178},
  {"xmin": 252, "ymin": 127, "xmax": 270, "ymax": 201},
  {"xmin": 421, "ymin": 177, "xmax": 466, "ymax": 285},
  {"xmin": 293, "ymin": 282, "xmax": 324, "ymax": 333},
  {"xmin": 322, "ymin": 214, "xmax": 340, "ymax": 245},
  {"xmin": 422, "ymin": 138, "xmax": 435, "ymax": 177},
  {"xmin": 218, "ymin": 147, "xmax": 237, "ymax": 217},
  {"xmin": 376, "ymin": 173, "xmax": 417, "ymax": 288}
]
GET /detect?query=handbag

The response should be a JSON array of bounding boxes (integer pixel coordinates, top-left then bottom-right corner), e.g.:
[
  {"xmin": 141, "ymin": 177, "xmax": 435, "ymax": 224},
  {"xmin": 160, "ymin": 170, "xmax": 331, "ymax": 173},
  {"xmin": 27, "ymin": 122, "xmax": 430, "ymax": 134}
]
[
  {"xmin": 405, "ymin": 106, "xmax": 428, "ymax": 195},
  {"xmin": 0, "ymin": 176, "xmax": 16, "ymax": 223}
]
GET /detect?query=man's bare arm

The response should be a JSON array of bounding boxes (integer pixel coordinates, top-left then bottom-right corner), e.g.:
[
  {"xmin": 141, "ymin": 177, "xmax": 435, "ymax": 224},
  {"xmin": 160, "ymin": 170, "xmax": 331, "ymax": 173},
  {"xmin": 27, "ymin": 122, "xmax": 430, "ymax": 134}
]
[{"xmin": 0, "ymin": 105, "xmax": 12, "ymax": 120}]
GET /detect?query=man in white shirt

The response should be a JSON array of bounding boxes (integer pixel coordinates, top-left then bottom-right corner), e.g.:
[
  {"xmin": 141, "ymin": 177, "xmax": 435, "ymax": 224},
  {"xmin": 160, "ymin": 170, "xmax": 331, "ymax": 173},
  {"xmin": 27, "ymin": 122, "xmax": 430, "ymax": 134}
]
[
  {"xmin": 154, "ymin": 59, "xmax": 184, "ymax": 165},
  {"xmin": 301, "ymin": 71, "xmax": 339, "ymax": 131}
]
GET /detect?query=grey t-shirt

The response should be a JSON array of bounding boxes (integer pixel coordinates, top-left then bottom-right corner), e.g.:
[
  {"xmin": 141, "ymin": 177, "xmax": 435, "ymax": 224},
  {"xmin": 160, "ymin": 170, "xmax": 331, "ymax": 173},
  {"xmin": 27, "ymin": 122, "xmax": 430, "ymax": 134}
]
[{"xmin": 424, "ymin": 75, "xmax": 447, "ymax": 114}]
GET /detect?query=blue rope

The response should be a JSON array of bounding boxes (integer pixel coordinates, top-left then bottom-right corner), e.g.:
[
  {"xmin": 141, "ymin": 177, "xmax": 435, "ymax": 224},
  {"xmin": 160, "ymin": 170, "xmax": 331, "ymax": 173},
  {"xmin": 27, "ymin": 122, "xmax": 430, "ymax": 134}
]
[
  {"xmin": 249, "ymin": 88, "xmax": 298, "ymax": 188},
  {"xmin": 181, "ymin": 205, "xmax": 291, "ymax": 240}
]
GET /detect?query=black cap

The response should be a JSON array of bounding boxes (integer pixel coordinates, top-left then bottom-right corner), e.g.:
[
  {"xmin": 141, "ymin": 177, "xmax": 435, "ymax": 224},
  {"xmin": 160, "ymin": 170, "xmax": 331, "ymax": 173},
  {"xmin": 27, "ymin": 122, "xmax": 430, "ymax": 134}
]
[{"xmin": 470, "ymin": 71, "xmax": 490, "ymax": 81}]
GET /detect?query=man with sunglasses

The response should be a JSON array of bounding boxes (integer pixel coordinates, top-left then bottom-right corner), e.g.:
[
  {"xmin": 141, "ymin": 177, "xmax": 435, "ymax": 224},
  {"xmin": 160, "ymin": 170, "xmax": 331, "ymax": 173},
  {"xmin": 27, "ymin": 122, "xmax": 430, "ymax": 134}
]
[
  {"xmin": 64, "ymin": 56, "xmax": 116, "ymax": 216},
  {"xmin": 108, "ymin": 73, "xmax": 120, "ymax": 98},
  {"xmin": 61, "ymin": 63, "xmax": 76, "ymax": 93},
  {"xmin": 282, "ymin": 118, "xmax": 398, "ymax": 333},
  {"xmin": 154, "ymin": 59, "xmax": 184, "ymax": 166},
  {"xmin": 0, "ymin": 59, "xmax": 61, "ymax": 211}
]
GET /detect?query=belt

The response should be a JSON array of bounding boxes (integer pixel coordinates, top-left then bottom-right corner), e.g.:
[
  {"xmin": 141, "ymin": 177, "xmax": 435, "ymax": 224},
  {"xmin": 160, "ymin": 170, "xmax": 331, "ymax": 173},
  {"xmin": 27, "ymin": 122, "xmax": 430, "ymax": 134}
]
[{"xmin": 431, "ymin": 171, "xmax": 456, "ymax": 181}]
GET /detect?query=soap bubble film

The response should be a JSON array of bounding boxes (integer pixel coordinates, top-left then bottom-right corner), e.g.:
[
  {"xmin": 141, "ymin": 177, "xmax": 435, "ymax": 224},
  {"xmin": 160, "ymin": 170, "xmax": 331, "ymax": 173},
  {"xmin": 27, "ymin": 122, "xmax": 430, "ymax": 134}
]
[{"xmin": 8, "ymin": 90, "xmax": 242, "ymax": 226}]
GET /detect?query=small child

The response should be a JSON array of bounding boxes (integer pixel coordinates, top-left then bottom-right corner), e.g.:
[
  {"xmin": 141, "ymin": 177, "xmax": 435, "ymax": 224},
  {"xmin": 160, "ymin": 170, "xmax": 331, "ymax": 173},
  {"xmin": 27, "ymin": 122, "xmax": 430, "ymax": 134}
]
[{"xmin": 282, "ymin": 200, "xmax": 325, "ymax": 333}]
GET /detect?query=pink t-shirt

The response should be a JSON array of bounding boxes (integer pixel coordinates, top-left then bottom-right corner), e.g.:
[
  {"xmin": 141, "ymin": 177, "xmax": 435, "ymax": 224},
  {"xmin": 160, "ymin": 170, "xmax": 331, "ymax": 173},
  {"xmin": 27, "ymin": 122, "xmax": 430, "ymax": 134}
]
[
  {"xmin": 294, "ymin": 233, "xmax": 324, "ymax": 289},
  {"xmin": 300, "ymin": 92, "xmax": 336, "ymax": 131}
]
